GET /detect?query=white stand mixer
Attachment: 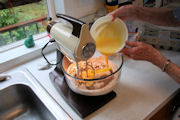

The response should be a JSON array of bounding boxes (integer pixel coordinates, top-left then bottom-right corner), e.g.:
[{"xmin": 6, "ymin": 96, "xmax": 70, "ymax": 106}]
[
  {"xmin": 42, "ymin": 14, "xmax": 117, "ymax": 118},
  {"xmin": 47, "ymin": 14, "xmax": 96, "ymax": 62}
]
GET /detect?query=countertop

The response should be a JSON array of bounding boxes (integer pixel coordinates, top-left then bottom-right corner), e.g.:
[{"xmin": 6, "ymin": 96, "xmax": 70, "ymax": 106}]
[{"xmin": 4, "ymin": 49, "xmax": 180, "ymax": 120}]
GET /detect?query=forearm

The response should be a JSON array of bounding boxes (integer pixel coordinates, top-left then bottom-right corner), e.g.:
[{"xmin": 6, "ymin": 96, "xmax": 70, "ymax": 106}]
[
  {"xmin": 135, "ymin": 7, "xmax": 180, "ymax": 27},
  {"xmin": 152, "ymin": 54, "xmax": 180, "ymax": 84},
  {"xmin": 166, "ymin": 62, "xmax": 180, "ymax": 84}
]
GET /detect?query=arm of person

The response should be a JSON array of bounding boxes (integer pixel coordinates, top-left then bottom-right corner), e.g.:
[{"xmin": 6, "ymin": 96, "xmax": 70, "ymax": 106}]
[
  {"xmin": 121, "ymin": 41, "xmax": 180, "ymax": 84},
  {"xmin": 165, "ymin": 62, "xmax": 180, "ymax": 82},
  {"xmin": 110, "ymin": 5, "xmax": 180, "ymax": 27}
]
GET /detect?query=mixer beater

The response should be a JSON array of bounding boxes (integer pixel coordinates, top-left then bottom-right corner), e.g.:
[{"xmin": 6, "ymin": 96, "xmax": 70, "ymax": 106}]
[{"xmin": 67, "ymin": 55, "xmax": 115, "ymax": 89}]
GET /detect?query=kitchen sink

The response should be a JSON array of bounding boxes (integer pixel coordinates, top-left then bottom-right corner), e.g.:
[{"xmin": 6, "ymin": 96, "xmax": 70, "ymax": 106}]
[
  {"xmin": 0, "ymin": 84, "xmax": 55, "ymax": 120},
  {"xmin": 0, "ymin": 69, "xmax": 71, "ymax": 120}
]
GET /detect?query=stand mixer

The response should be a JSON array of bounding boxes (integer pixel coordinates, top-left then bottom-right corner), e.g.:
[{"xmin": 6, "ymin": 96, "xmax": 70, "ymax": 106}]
[
  {"xmin": 43, "ymin": 14, "xmax": 120, "ymax": 118},
  {"xmin": 47, "ymin": 14, "xmax": 96, "ymax": 62},
  {"xmin": 46, "ymin": 14, "xmax": 98, "ymax": 80}
]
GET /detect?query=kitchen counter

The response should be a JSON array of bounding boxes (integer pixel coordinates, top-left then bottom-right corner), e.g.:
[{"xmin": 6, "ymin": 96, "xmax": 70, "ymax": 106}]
[{"xmin": 4, "ymin": 49, "xmax": 180, "ymax": 120}]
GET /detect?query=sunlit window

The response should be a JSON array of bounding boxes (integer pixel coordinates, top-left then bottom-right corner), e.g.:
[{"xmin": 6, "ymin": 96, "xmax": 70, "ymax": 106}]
[{"xmin": 0, "ymin": 0, "xmax": 47, "ymax": 47}]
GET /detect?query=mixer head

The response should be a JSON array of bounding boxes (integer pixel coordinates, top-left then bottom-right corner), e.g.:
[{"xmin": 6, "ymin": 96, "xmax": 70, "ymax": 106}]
[{"xmin": 47, "ymin": 14, "xmax": 96, "ymax": 62}]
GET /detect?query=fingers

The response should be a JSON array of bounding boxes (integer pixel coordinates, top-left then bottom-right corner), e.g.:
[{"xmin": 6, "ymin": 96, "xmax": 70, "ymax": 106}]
[
  {"xmin": 120, "ymin": 41, "xmax": 141, "ymax": 59},
  {"xmin": 120, "ymin": 47, "xmax": 139, "ymax": 60},
  {"xmin": 120, "ymin": 47, "xmax": 134, "ymax": 55},
  {"xmin": 120, "ymin": 41, "xmax": 139, "ymax": 54},
  {"xmin": 108, "ymin": 5, "xmax": 128, "ymax": 21},
  {"xmin": 108, "ymin": 5, "xmax": 135, "ymax": 22},
  {"xmin": 120, "ymin": 48, "xmax": 134, "ymax": 59},
  {"xmin": 112, "ymin": 15, "xmax": 117, "ymax": 21},
  {"xmin": 125, "ymin": 41, "xmax": 139, "ymax": 47},
  {"xmin": 111, "ymin": 14, "xmax": 117, "ymax": 22},
  {"xmin": 108, "ymin": 10, "xmax": 118, "ymax": 21}
]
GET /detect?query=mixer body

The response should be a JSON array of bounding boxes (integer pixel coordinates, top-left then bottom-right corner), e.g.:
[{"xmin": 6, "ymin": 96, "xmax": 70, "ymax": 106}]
[{"xmin": 47, "ymin": 14, "xmax": 96, "ymax": 62}]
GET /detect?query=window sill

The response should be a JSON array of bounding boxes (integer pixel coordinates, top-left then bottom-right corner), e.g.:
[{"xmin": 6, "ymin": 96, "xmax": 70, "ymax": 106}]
[
  {"xmin": 0, "ymin": 32, "xmax": 56, "ymax": 73},
  {"xmin": 0, "ymin": 13, "xmax": 98, "ymax": 73},
  {"xmin": 0, "ymin": 32, "xmax": 50, "ymax": 53}
]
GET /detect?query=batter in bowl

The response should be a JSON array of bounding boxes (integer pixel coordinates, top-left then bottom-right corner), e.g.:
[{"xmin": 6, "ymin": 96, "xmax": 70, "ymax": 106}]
[{"xmin": 66, "ymin": 56, "xmax": 119, "ymax": 90}]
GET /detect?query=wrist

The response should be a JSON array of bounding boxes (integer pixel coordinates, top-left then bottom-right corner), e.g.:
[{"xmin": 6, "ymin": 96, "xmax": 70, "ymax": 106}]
[
  {"xmin": 147, "ymin": 48, "xmax": 167, "ymax": 69},
  {"xmin": 151, "ymin": 54, "xmax": 168, "ymax": 70},
  {"xmin": 162, "ymin": 59, "xmax": 171, "ymax": 72}
]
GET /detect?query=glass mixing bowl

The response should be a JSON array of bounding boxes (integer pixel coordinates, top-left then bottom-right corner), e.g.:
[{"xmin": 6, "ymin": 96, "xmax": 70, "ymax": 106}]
[{"xmin": 61, "ymin": 52, "xmax": 123, "ymax": 96}]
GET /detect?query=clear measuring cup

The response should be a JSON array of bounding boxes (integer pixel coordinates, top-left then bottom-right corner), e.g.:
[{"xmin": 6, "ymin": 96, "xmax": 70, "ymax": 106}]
[{"xmin": 90, "ymin": 15, "xmax": 128, "ymax": 55}]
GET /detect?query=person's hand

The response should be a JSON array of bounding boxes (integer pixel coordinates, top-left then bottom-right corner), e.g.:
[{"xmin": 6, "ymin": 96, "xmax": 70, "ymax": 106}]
[
  {"xmin": 109, "ymin": 5, "xmax": 179, "ymax": 27},
  {"xmin": 109, "ymin": 5, "xmax": 140, "ymax": 21},
  {"xmin": 121, "ymin": 41, "xmax": 167, "ymax": 69}
]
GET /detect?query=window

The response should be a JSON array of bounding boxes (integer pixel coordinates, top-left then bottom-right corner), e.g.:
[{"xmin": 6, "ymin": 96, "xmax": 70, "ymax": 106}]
[{"xmin": 0, "ymin": 0, "xmax": 48, "ymax": 49}]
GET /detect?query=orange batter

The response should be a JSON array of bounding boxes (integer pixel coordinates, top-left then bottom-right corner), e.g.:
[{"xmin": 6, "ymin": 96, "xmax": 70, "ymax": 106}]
[{"xmin": 66, "ymin": 56, "xmax": 118, "ymax": 88}]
